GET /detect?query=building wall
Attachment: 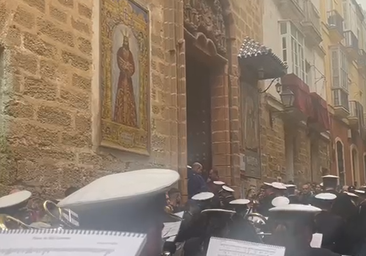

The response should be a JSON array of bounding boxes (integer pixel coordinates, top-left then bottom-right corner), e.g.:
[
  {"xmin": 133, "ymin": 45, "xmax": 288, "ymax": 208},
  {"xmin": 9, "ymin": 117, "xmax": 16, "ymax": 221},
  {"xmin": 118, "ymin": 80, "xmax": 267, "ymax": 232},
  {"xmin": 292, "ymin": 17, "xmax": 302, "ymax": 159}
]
[
  {"xmin": 0, "ymin": 0, "xmax": 264, "ymax": 197},
  {"xmin": 319, "ymin": 0, "xmax": 366, "ymax": 187},
  {"xmin": 261, "ymin": 0, "xmax": 330, "ymax": 186},
  {"xmin": 330, "ymin": 117, "xmax": 352, "ymax": 183}
]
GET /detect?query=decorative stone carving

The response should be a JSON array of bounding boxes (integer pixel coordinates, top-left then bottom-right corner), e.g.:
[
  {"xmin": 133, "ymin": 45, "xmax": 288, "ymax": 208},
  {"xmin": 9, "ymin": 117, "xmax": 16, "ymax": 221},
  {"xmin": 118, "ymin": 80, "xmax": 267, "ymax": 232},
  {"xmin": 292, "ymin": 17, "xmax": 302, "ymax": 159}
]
[{"xmin": 184, "ymin": 0, "xmax": 227, "ymax": 55}]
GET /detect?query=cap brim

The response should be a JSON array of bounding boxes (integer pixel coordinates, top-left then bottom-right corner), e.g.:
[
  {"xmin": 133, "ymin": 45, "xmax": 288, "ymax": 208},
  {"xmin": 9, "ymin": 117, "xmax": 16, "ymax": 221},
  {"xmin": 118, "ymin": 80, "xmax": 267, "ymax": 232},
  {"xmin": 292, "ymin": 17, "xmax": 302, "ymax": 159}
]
[
  {"xmin": 229, "ymin": 199, "xmax": 250, "ymax": 205},
  {"xmin": 0, "ymin": 190, "xmax": 32, "ymax": 209},
  {"xmin": 191, "ymin": 192, "xmax": 214, "ymax": 201},
  {"xmin": 201, "ymin": 208, "xmax": 236, "ymax": 214},
  {"xmin": 58, "ymin": 169, "xmax": 180, "ymax": 211}
]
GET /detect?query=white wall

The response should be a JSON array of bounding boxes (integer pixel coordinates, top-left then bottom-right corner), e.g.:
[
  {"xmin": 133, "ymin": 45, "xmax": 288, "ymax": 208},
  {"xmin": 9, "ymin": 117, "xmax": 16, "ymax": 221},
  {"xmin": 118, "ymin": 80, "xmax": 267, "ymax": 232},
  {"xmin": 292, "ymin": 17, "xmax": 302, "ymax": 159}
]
[
  {"xmin": 263, "ymin": 0, "xmax": 282, "ymax": 101},
  {"xmin": 263, "ymin": 0, "xmax": 326, "ymax": 100}
]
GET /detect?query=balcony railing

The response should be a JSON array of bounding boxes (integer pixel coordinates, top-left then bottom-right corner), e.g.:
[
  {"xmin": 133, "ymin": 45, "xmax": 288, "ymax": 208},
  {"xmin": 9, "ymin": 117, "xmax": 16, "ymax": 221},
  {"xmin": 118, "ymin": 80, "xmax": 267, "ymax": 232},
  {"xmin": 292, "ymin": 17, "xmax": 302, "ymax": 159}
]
[
  {"xmin": 302, "ymin": 0, "xmax": 321, "ymax": 45},
  {"xmin": 344, "ymin": 31, "xmax": 358, "ymax": 50},
  {"xmin": 275, "ymin": 0, "xmax": 305, "ymax": 22},
  {"xmin": 333, "ymin": 88, "xmax": 349, "ymax": 111},
  {"xmin": 358, "ymin": 49, "xmax": 366, "ymax": 69},
  {"xmin": 327, "ymin": 10, "xmax": 344, "ymax": 41},
  {"xmin": 349, "ymin": 100, "xmax": 365, "ymax": 130}
]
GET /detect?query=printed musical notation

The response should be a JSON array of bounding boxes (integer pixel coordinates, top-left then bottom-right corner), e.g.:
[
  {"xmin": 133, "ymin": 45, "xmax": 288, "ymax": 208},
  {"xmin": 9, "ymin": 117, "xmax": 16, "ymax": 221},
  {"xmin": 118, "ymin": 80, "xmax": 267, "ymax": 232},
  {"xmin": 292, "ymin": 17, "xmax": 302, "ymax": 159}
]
[
  {"xmin": 207, "ymin": 237, "xmax": 285, "ymax": 256},
  {"xmin": 0, "ymin": 248, "xmax": 114, "ymax": 256},
  {"xmin": 0, "ymin": 230, "xmax": 147, "ymax": 256}
]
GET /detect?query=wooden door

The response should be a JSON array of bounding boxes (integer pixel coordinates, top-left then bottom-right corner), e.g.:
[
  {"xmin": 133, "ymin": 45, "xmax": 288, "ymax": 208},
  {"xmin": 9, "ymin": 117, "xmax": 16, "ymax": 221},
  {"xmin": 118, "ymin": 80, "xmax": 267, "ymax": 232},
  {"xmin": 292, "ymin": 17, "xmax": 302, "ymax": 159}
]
[{"xmin": 186, "ymin": 57, "xmax": 212, "ymax": 172}]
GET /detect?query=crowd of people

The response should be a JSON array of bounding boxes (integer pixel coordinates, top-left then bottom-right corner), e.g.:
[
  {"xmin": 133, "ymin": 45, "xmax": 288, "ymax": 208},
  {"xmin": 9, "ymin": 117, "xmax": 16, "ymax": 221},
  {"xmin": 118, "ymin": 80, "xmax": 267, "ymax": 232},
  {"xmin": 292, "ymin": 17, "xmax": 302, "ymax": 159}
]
[
  {"xmin": 160, "ymin": 163, "xmax": 366, "ymax": 255},
  {"xmin": 2, "ymin": 164, "xmax": 366, "ymax": 256}
]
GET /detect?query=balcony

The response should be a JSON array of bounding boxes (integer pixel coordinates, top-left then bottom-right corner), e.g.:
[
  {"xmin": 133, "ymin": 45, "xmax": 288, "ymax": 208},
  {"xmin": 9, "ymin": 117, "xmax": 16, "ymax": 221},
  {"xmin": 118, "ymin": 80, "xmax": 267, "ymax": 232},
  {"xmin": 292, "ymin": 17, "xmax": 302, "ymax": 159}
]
[
  {"xmin": 308, "ymin": 92, "xmax": 330, "ymax": 132},
  {"xmin": 301, "ymin": 0, "xmax": 322, "ymax": 46},
  {"xmin": 344, "ymin": 30, "xmax": 359, "ymax": 59},
  {"xmin": 348, "ymin": 101, "xmax": 364, "ymax": 130},
  {"xmin": 357, "ymin": 49, "xmax": 366, "ymax": 72},
  {"xmin": 274, "ymin": 0, "xmax": 305, "ymax": 23},
  {"xmin": 327, "ymin": 10, "xmax": 344, "ymax": 42},
  {"xmin": 332, "ymin": 88, "xmax": 349, "ymax": 118}
]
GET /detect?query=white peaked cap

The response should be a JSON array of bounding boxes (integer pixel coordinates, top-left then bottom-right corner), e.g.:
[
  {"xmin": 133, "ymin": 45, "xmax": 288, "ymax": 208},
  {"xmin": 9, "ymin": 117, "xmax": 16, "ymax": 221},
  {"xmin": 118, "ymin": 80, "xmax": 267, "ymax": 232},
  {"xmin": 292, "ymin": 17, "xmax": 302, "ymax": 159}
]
[
  {"xmin": 320, "ymin": 182, "xmax": 323, "ymax": 186},
  {"xmin": 192, "ymin": 192, "xmax": 214, "ymax": 201},
  {"xmin": 58, "ymin": 169, "xmax": 180, "ymax": 210},
  {"xmin": 285, "ymin": 184, "xmax": 296, "ymax": 188},
  {"xmin": 222, "ymin": 185, "xmax": 234, "ymax": 192},
  {"xmin": 355, "ymin": 189, "xmax": 366, "ymax": 194},
  {"xmin": 315, "ymin": 193, "xmax": 337, "ymax": 201},
  {"xmin": 271, "ymin": 196, "xmax": 290, "ymax": 207},
  {"xmin": 229, "ymin": 199, "xmax": 250, "ymax": 205},
  {"xmin": 187, "ymin": 165, "xmax": 192, "ymax": 169},
  {"xmin": 271, "ymin": 182, "xmax": 287, "ymax": 190},
  {"xmin": 344, "ymin": 191, "xmax": 359, "ymax": 198},
  {"xmin": 322, "ymin": 175, "xmax": 339, "ymax": 179},
  {"xmin": 264, "ymin": 182, "xmax": 272, "ymax": 186},
  {"xmin": 269, "ymin": 204, "xmax": 321, "ymax": 213},
  {"xmin": 213, "ymin": 181, "xmax": 225, "ymax": 185},
  {"xmin": 0, "ymin": 190, "xmax": 32, "ymax": 208},
  {"xmin": 201, "ymin": 208, "xmax": 236, "ymax": 214}
]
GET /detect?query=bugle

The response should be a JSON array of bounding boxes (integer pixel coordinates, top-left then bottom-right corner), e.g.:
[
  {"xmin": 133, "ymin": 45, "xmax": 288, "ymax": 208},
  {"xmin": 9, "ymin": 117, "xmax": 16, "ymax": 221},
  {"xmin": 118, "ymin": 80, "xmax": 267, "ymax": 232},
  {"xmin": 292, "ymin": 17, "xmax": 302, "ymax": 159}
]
[{"xmin": 0, "ymin": 214, "xmax": 35, "ymax": 230}]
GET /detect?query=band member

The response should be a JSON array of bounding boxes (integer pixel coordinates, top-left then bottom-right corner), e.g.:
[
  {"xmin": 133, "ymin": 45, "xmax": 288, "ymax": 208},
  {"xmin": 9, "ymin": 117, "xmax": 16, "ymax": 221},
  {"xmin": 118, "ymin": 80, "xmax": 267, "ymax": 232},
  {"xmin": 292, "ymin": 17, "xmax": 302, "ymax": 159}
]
[
  {"xmin": 58, "ymin": 168, "xmax": 180, "ymax": 256},
  {"xmin": 286, "ymin": 184, "xmax": 300, "ymax": 204},
  {"xmin": 322, "ymin": 175, "xmax": 339, "ymax": 194},
  {"xmin": 0, "ymin": 190, "xmax": 32, "ymax": 226},
  {"xmin": 312, "ymin": 193, "xmax": 345, "ymax": 253},
  {"xmin": 268, "ymin": 204, "xmax": 341, "ymax": 256},
  {"xmin": 219, "ymin": 185, "xmax": 235, "ymax": 209},
  {"xmin": 257, "ymin": 182, "xmax": 276, "ymax": 216}
]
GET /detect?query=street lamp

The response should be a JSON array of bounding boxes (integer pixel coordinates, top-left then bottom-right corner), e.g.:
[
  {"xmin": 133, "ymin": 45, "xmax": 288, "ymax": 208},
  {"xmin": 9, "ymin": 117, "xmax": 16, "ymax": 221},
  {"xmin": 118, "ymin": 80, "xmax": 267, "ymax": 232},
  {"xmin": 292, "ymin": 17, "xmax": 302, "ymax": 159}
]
[
  {"xmin": 275, "ymin": 82, "xmax": 282, "ymax": 93},
  {"xmin": 280, "ymin": 88, "xmax": 295, "ymax": 108}
]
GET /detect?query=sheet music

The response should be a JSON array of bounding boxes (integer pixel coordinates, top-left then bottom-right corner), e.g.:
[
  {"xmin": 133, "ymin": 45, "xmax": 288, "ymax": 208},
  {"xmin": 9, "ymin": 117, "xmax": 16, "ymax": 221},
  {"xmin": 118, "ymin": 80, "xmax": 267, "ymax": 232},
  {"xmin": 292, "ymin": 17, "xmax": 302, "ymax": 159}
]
[
  {"xmin": 0, "ymin": 230, "xmax": 146, "ymax": 256},
  {"xmin": 162, "ymin": 221, "xmax": 182, "ymax": 242},
  {"xmin": 207, "ymin": 237, "xmax": 285, "ymax": 256},
  {"xmin": 310, "ymin": 233, "xmax": 323, "ymax": 248}
]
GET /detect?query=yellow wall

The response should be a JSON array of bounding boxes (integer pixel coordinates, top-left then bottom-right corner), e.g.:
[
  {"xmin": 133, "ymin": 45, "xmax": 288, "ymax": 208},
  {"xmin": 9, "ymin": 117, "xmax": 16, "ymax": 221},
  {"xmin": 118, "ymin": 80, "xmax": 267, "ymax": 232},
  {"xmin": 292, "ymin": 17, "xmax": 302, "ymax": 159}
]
[
  {"xmin": 321, "ymin": 0, "xmax": 365, "ymax": 108},
  {"xmin": 320, "ymin": 0, "xmax": 343, "ymax": 105}
]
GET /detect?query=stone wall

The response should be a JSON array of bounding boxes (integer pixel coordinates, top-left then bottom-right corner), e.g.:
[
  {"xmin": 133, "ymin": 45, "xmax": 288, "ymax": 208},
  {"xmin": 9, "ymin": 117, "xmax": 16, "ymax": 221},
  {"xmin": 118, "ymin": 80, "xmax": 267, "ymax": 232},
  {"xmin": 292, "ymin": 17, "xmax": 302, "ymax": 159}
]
[
  {"xmin": 0, "ymin": 0, "xmax": 264, "ymax": 198},
  {"xmin": 259, "ymin": 101, "xmax": 286, "ymax": 182}
]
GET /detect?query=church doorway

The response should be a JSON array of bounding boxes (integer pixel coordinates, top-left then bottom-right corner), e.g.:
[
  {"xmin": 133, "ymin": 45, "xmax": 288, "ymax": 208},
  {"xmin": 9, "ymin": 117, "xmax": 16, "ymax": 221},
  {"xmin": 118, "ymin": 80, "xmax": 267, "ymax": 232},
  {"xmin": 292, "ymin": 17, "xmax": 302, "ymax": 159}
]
[{"xmin": 186, "ymin": 55, "xmax": 213, "ymax": 172}]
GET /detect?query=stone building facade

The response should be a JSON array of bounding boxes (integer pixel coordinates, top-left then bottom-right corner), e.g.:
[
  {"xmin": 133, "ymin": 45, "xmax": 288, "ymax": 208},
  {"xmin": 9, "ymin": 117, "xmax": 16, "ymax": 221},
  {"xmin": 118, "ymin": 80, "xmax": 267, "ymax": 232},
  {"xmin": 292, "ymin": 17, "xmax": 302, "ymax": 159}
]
[{"xmin": 0, "ymin": 0, "xmax": 268, "ymax": 198}]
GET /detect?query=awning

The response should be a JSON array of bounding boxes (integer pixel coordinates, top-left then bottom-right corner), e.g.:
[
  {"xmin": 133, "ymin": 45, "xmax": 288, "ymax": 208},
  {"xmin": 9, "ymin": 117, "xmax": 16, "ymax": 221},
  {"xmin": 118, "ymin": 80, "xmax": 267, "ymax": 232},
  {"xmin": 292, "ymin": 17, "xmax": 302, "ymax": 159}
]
[
  {"xmin": 238, "ymin": 37, "xmax": 287, "ymax": 80},
  {"xmin": 281, "ymin": 73, "xmax": 313, "ymax": 117},
  {"xmin": 309, "ymin": 92, "xmax": 330, "ymax": 131}
]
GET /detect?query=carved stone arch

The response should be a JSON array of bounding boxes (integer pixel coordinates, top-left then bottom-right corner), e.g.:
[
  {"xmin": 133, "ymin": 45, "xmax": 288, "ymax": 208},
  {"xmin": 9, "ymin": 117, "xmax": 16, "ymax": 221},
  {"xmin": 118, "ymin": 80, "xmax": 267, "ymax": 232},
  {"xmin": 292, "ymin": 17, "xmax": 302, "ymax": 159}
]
[{"xmin": 183, "ymin": 0, "xmax": 235, "ymax": 60}]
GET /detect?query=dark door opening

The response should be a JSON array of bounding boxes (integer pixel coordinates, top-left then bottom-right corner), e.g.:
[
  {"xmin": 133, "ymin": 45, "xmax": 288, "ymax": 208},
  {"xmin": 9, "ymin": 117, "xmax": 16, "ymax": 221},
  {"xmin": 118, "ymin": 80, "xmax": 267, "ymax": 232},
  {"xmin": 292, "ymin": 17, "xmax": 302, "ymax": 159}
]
[{"xmin": 186, "ymin": 55, "xmax": 212, "ymax": 173}]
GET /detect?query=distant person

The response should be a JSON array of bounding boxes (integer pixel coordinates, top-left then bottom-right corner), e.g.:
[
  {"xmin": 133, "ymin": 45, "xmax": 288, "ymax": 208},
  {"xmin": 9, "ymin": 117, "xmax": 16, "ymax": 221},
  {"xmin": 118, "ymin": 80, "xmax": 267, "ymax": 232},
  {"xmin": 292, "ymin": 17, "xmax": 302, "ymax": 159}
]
[
  {"xmin": 166, "ymin": 188, "xmax": 182, "ymax": 213},
  {"xmin": 207, "ymin": 169, "xmax": 220, "ymax": 193},
  {"xmin": 299, "ymin": 183, "xmax": 314, "ymax": 205},
  {"xmin": 187, "ymin": 162, "xmax": 208, "ymax": 198}
]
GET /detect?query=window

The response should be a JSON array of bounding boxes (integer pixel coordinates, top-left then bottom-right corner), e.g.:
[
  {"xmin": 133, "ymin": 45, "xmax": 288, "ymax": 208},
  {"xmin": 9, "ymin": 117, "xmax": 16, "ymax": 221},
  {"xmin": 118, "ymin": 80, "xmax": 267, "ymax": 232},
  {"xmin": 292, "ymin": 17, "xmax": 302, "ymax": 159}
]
[
  {"xmin": 351, "ymin": 147, "xmax": 360, "ymax": 187},
  {"xmin": 330, "ymin": 46, "xmax": 348, "ymax": 91},
  {"xmin": 336, "ymin": 141, "xmax": 345, "ymax": 186},
  {"xmin": 280, "ymin": 21, "xmax": 306, "ymax": 82}
]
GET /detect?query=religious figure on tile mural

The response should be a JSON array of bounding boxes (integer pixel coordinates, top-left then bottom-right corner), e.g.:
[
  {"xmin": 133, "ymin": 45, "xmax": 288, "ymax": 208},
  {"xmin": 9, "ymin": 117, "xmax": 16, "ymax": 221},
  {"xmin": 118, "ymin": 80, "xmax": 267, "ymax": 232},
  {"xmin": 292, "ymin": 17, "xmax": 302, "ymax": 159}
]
[{"xmin": 112, "ymin": 27, "xmax": 139, "ymax": 128}]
